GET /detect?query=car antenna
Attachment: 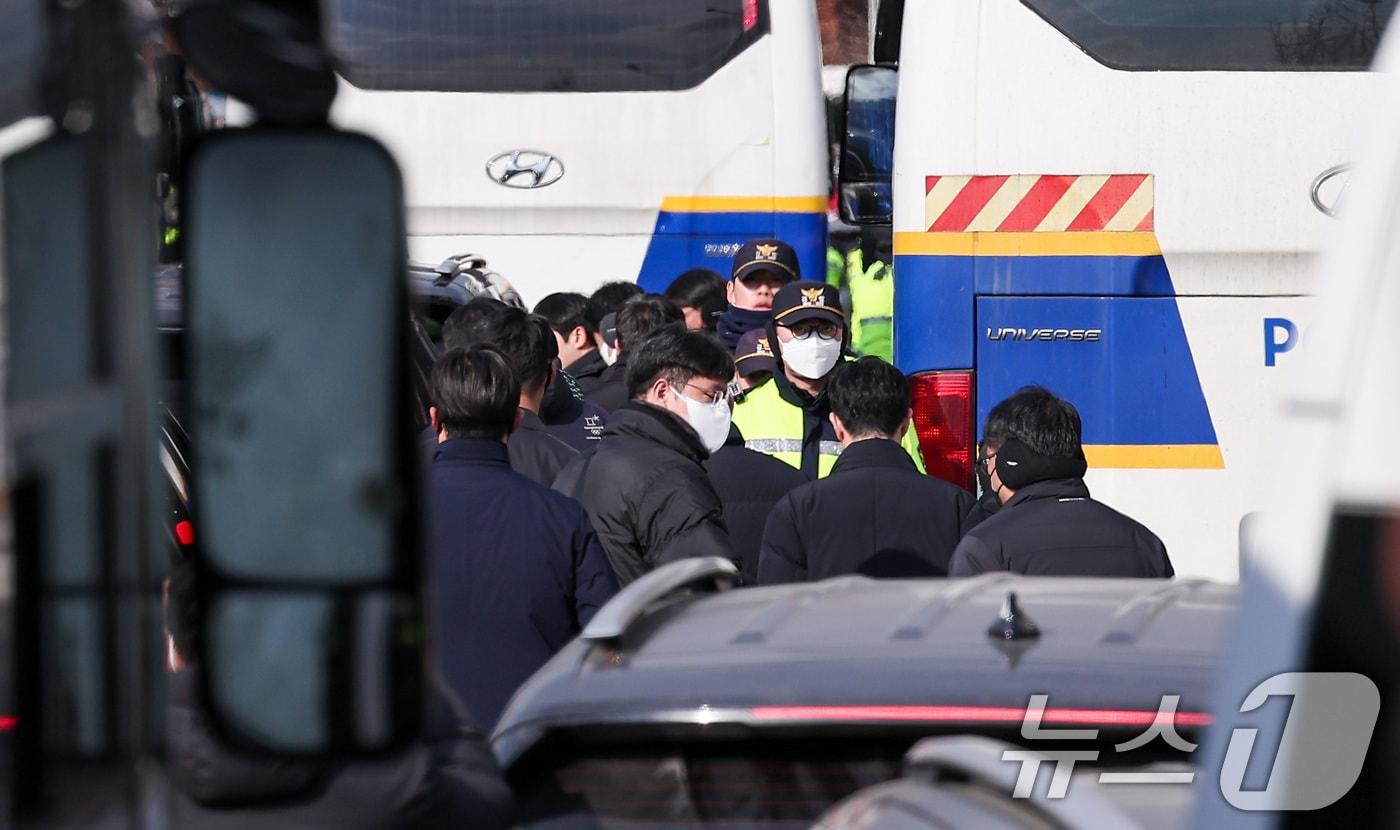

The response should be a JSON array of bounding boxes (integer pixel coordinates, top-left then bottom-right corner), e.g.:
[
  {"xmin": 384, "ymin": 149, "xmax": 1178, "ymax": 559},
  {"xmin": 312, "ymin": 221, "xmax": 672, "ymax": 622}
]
[{"xmin": 988, "ymin": 592, "xmax": 1040, "ymax": 641}]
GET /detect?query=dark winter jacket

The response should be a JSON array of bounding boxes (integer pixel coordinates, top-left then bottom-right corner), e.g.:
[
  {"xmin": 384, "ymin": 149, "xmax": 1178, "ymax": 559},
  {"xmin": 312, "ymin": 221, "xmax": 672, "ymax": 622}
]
[
  {"xmin": 703, "ymin": 425, "xmax": 808, "ymax": 585},
  {"xmin": 756, "ymin": 438, "xmax": 974, "ymax": 584},
  {"xmin": 511, "ymin": 409, "xmax": 578, "ymax": 486},
  {"xmin": 540, "ymin": 371, "xmax": 608, "ymax": 451},
  {"xmin": 428, "ymin": 439, "xmax": 618, "ymax": 731},
  {"xmin": 417, "ymin": 411, "xmax": 579, "ymax": 489},
  {"xmin": 165, "ymin": 668, "xmax": 515, "ymax": 829},
  {"xmin": 585, "ymin": 360, "xmax": 630, "ymax": 414},
  {"xmin": 554, "ymin": 402, "xmax": 734, "ymax": 584},
  {"xmin": 563, "ymin": 350, "xmax": 609, "ymax": 396},
  {"xmin": 948, "ymin": 478, "xmax": 1174, "ymax": 578}
]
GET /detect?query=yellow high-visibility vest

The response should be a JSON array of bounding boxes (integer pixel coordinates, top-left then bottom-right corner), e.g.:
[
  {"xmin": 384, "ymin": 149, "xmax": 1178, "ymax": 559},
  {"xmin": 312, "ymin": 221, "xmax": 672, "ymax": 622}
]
[{"xmin": 732, "ymin": 373, "xmax": 926, "ymax": 478}]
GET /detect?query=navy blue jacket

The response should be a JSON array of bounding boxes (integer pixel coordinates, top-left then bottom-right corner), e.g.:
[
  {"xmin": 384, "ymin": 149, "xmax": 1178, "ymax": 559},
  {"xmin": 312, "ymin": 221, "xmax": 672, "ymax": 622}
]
[
  {"xmin": 541, "ymin": 371, "xmax": 609, "ymax": 451},
  {"xmin": 949, "ymin": 478, "xmax": 1174, "ymax": 578},
  {"xmin": 428, "ymin": 438, "xmax": 619, "ymax": 731},
  {"xmin": 757, "ymin": 438, "xmax": 974, "ymax": 584}
]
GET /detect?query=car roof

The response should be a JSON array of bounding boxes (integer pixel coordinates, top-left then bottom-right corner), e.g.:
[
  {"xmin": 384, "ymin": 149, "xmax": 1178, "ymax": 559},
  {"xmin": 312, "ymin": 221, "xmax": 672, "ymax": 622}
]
[{"xmin": 494, "ymin": 572, "xmax": 1236, "ymax": 766}]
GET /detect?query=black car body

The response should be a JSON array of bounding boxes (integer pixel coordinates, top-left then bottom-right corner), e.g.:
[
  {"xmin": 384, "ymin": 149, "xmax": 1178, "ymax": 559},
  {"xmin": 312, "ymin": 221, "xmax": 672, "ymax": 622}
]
[{"xmin": 493, "ymin": 560, "xmax": 1235, "ymax": 829}]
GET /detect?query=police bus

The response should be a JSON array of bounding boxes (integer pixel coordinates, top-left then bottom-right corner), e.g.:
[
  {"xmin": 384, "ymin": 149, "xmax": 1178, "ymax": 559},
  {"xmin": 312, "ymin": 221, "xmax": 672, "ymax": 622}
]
[
  {"xmin": 846, "ymin": 0, "xmax": 1393, "ymax": 581},
  {"xmin": 323, "ymin": 0, "xmax": 830, "ymax": 304}
]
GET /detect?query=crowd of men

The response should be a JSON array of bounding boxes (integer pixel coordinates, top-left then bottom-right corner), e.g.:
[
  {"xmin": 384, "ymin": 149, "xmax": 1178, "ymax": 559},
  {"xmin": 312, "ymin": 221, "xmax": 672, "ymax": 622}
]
[
  {"xmin": 423, "ymin": 237, "xmax": 1176, "ymax": 736},
  {"xmin": 159, "ymin": 236, "xmax": 1174, "ymax": 826}
]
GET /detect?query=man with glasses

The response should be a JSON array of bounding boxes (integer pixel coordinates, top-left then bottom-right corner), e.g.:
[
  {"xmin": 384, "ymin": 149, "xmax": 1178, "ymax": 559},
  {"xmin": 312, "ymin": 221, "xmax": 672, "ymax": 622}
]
[
  {"xmin": 731, "ymin": 280, "xmax": 924, "ymax": 479},
  {"xmin": 555, "ymin": 327, "xmax": 737, "ymax": 584},
  {"xmin": 950, "ymin": 386, "xmax": 1173, "ymax": 578}
]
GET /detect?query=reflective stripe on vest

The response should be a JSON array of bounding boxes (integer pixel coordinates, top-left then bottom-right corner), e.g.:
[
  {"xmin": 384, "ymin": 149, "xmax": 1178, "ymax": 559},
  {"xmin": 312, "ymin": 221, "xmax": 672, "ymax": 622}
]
[
  {"xmin": 744, "ymin": 438, "xmax": 844, "ymax": 458},
  {"xmin": 733, "ymin": 376, "xmax": 926, "ymax": 478}
]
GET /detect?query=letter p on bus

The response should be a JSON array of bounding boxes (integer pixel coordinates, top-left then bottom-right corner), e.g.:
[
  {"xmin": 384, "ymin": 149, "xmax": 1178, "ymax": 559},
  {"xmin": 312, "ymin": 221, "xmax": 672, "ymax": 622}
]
[{"xmin": 1264, "ymin": 318, "xmax": 1298, "ymax": 367}]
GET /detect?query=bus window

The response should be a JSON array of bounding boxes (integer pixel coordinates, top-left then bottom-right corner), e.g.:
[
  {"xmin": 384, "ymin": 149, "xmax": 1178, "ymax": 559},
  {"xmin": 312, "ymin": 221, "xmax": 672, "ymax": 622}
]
[
  {"xmin": 1021, "ymin": 0, "xmax": 1396, "ymax": 70},
  {"xmin": 325, "ymin": 0, "xmax": 770, "ymax": 93}
]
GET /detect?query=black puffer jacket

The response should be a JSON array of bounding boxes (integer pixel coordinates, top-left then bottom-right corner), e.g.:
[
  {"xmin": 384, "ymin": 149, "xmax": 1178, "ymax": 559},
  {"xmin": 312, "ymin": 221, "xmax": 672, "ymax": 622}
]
[
  {"xmin": 165, "ymin": 669, "xmax": 515, "ymax": 829},
  {"xmin": 554, "ymin": 402, "xmax": 733, "ymax": 584},
  {"xmin": 948, "ymin": 478, "xmax": 1174, "ymax": 578}
]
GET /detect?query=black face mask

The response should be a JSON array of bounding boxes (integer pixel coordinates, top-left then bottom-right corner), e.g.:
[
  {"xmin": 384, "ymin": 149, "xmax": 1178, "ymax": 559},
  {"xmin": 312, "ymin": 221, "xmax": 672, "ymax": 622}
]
[{"xmin": 992, "ymin": 438, "xmax": 1087, "ymax": 490}]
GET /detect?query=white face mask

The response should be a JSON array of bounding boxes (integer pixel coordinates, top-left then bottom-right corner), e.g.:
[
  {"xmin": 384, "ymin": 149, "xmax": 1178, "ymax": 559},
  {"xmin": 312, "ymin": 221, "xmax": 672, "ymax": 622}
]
[
  {"xmin": 672, "ymin": 388, "xmax": 732, "ymax": 454},
  {"xmin": 781, "ymin": 336, "xmax": 843, "ymax": 379},
  {"xmin": 599, "ymin": 341, "xmax": 619, "ymax": 366}
]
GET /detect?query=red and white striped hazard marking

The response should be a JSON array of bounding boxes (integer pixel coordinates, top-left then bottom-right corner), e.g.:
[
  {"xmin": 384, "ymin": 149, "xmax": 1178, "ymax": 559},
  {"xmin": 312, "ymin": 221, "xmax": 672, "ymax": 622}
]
[{"xmin": 924, "ymin": 175, "xmax": 1154, "ymax": 233}]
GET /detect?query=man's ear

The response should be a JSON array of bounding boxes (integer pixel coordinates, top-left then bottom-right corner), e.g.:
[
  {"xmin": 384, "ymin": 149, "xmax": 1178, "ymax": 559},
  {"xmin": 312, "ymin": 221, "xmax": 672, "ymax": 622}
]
[
  {"xmin": 725, "ymin": 280, "xmax": 737, "ymax": 305},
  {"xmin": 569, "ymin": 325, "xmax": 590, "ymax": 350},
  {"xmin": 899, "ymin": 407, "xmax": 913, "ymax": 440},
  {"xmin": 429, "ymin": 405, "xmax": 441, "ymax": 433},
  {"xmin": 830, "ymin": 411, "xmax": 850, "ymax": 443}
]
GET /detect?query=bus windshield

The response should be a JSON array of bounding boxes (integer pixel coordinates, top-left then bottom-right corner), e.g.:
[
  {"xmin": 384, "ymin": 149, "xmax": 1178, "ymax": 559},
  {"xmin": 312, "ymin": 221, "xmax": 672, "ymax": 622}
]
[{"xmin": 324, "ymin": 0, "xmax": 769, "ymax": 93}]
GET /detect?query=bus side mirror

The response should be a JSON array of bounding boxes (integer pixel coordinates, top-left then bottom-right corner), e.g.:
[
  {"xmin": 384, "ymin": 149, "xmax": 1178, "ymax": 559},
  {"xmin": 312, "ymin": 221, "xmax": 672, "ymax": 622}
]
[
  {"xmin": 182, "ymin": 128, "xmax": 423, "ymax": 756},
  {"xmin": 839, "ymin": 64, "xmax": 898, "ymax": 226}
]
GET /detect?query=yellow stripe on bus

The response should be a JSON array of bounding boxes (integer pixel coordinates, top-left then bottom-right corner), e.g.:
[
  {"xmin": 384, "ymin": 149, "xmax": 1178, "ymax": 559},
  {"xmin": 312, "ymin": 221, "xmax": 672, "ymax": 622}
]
[
  {"xmin": 660, "ymin": 195, "xmax": 829, "ymax": 214},
  {"xmin": 893, "ymin": 231, "xmax": 1162, "ymax": 257},
  {"xmin": 1083, "ymin": 444, "xmax": 1224, "ymax": 469}
]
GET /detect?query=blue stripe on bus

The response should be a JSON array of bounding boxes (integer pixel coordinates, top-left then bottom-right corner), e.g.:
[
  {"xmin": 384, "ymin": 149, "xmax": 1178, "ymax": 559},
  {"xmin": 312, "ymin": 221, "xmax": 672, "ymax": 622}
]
[
  {"xmin": 894, "ymin": 252, "xmax": 1217, "ymax": 449},
  {"xmin": 636, "ymin": 210, "xmax": 827, "ymax": 293},
  {"xmin": 976, "ymin": 296, "xmax": 1218, "ymax": 446}
]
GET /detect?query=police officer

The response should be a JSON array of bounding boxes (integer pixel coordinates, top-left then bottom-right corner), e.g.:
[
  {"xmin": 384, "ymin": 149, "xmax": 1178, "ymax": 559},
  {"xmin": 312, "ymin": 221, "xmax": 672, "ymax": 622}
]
[
  {"xmin": 715, "ymin": 239, "xmax": 798, "ymax": 351},
  {"xmin": 756, "ymin": 357, "xmax": 973, "ymax": 583},
  {"xmin": 949, "ymin": 386, "xmax": 1174, "ymax": 578},
  {"xmin": 731, "ymin": 280, "xmax": 924, "ymax": 479},
  {"xmin": 733, "ymin": 327, "xmax": 778, "ymax": 394}
]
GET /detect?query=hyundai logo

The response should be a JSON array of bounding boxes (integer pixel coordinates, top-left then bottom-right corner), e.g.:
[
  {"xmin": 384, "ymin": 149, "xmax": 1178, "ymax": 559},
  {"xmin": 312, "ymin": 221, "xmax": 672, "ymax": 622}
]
[{"xmin": 486, "ymin": 150, "xmax": 564, "ymax": 189}]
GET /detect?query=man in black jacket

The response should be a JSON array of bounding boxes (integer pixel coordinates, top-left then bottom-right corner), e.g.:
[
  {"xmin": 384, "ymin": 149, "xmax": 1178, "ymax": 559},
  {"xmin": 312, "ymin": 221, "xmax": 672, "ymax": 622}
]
[
  {"xmin": 438, "ymin": 298, "xmax": 606, "ymax": 454},
  {"xmin": 949, "ymin": 386, "xmax": 1174, "ymax": 578},
  {"xmin": 535, "ymin": 291, "xmax": 608, "ymax": 394},
  {"xmin": 474, "ymin": 307, "xmax": 579, "ymax": 485},
  {"xmin": 704, "ymin": 423, "xmax": 808, "ymax": 585},
  {"xmin": 428, "ymin": 346, "xmax": 618, "ymax": 728},
  {"xmin": 587, "ymin": 294, "xmax": 684, "ymax": 413},
  {"xmin": 555, "ymin": 327, "xmax": 736, "ymax": 584},
  {"xmin": 757, "ymin": 357, "xmax": 973, "ymax": 584},
  {"xmin": 162, "ymin": 558, "xmax": 515, "ymax": 829}
]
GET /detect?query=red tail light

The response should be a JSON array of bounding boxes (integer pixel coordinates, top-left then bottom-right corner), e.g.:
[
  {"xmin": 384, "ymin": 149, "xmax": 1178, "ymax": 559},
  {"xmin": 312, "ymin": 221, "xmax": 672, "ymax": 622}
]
[
  {"xmin": 0, "ymin": 716, "xmax": 16, "ymax": 731},
  {"xmin": 742, "ymin": 0, "xmax": 759, "ymax": 31},
  {"xmin": 909, "ymin": 371, "xmax": 975, "ymax": 490},
  {"xmin": 175, "ymin": 520, "xmax": 195, "ymax": 547}
]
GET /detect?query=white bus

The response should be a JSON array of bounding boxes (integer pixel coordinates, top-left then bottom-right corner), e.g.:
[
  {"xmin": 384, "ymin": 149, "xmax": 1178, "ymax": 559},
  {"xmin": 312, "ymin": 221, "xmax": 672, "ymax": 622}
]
[
  {"xmin": 323, "ymin": 0, "xmax": 830, "ymax": 305},
  {"xmin": 847, "ymin": 0, "xmax": 1393, "ymax": 580}
]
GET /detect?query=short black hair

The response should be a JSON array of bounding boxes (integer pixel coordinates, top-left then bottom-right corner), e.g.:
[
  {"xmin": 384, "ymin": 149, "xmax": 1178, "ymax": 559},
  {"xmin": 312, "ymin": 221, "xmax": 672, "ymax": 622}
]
[
  {"xmin": 442, "ymin": 296, "xmax": 507, "ymax": 352},
  {"xmin": 475, "ymin": 307, "xmax": 558, "ymax": 393},
  {"xmin": 664, "ymin": 269, "xmax": 726, "ymax": 328},
  {"xmin": 430, "ymin": 346, "xmax": 520, "ymax": 440},
  {"xmin": 615, "ymin": 294, "xmax": 684, "ymax": 353},
  {"xmin": 586, "ymin": 281, "xmax": 644, "ymax": 332},
  {"xmin": 625, "ymin": 327, "xmax": 734, "ymax": 400},
  {"xmin": 983, "ymin": 385, "xmax": 1082, "ymax": 458},
  {"xmin": 827, "ymin": 357, "xmax": 910, "ymax": 438},
  {"xmin": 534, "ymin": 292, "xmax": 594, "ymax": 340}
]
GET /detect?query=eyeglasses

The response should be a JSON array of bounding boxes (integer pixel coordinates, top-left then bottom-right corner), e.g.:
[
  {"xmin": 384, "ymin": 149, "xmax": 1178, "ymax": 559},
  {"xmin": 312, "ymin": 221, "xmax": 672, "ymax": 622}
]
[
  {"xmin": 782, "ymin": 321, "xmax": 841, "ymax": 341},
  {"xmin": 681, "ymin": 381, "xmax": 730, "ymax": 407}
]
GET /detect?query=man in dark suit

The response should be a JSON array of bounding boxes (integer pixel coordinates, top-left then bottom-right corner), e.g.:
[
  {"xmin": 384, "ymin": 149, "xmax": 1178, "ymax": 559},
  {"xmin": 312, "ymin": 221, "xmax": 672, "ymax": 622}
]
[
  {"xmin": 427, "ymin": 345, "xmax": 618, "ymax": 730},
  {"xmin": 757, "ymin": 357, "xmax": 974, "ymax": 584}
]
